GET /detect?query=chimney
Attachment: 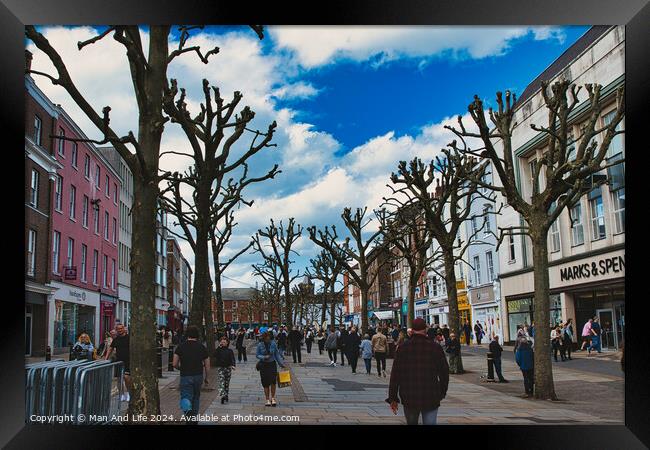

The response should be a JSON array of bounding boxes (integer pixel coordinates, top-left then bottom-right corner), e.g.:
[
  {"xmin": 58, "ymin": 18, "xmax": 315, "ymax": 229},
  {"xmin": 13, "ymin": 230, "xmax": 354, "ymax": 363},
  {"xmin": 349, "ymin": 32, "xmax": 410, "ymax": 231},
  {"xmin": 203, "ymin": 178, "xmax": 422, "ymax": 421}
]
[{"xmin": 25, "ymin": 50, "xmax": 33, "ymax": 72}]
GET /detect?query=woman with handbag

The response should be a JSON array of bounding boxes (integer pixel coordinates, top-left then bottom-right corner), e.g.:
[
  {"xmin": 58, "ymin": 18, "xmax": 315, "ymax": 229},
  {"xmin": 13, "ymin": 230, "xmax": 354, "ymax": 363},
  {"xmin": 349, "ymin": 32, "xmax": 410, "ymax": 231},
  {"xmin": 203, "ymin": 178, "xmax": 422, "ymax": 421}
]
[{"xmin": 255, "ymin": 331, "xmax": 286, "ymax": 407}]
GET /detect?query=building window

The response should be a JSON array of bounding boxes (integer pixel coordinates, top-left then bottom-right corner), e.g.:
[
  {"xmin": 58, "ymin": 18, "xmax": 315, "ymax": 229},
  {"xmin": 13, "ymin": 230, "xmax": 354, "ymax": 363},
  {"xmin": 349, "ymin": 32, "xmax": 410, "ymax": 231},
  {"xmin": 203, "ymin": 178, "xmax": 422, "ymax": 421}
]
[
  {"xmin": 103, "ymin": 254, "xmax": 108, "ymax": 288},
  {"xmin": 81, "ymin": 244, "xmax": 87, "ymax": 282},
  {"xmin": 27, "ymin": 229, "xmax": 36, "ymax": 276},
  {"xmin": 611, "ymin": 188, "xmax": 625, "ymax": 234},
  {"xmin": 567, "ymin": 130, "xmax": 576, "ymax": 162},
  {"xmin": 113, "ymin": 217, "xmax": 117, "ymax": 244},
  {"xmin": 603, "ymin": 111, "xmax": 624, "ymax": 159},
  {"xmin": 69, "ymin": 185, "xmax": 76, "ymax": 220},
  {"xmin": 92, "ymin": 250, "xmax": 98, "ymax": 285},
  {"xmin": 93, "ymin": 207, "xmax": 99, "ymax": 234},
  {"xmin": 84, "ymin": 154, "xmax": 90, "ymax": 179},
  {"xmin": 104, "ymin": 211, "xmax": 110, "ymax": 240},
  {"xmin": 529, "ymin": 159, "xmax": 539, "ymax": 195},
  {"xmin": 95, "ymin": 165, "xmax": 101, "ymax": 188},
  {"xmin": 509, "ymin": 233, "xmax": 516, "ymax": 262},
  {"xmin": 570, "ymin": 202, "xmax": 584, "ymax": 246},
  {"xmin": 55, "ymin": 175, "xmax": 63, "ymax": 211},
  {"xmin": 57, "ymin": 127, "xmax": 65, "ymax": 156},
  {"xmin": 30, "ymin": 169, "xmax": 39, "ymax": 208},
  {"xmin": 82, "ymin": 196, "xmax": 89, "ymax": 228},
  {"xmin": 486, "ymin": 251, "xmax": 495, "ymax": 281},
  {"xmin": 113, "ymin": 183, "xmax": 118, "ymax": 204},
  {"xmin": 471, "ymin": 216, "xmax": 478, "ymax": 235},
  {"xmin": 105, "ymin": 175, "xmax": 110, "ymax": 197},
  {"xmin": 71, "ymin": 143, "xmax": 78, "ymax": 168},
  {"xmin": 589, "ymin": 189, "xmax": 606, "ymax": 241},
  {"xmin": 67, "ymin": 238, "xmax": 74, "ymax": 267},
  {"xmin": 34, "ymin": 115, "xmax": 42, "ymax": 145},
  {"xmin": 473, "ymin": 255, "xmax": 481, "ymax": 285},
  {"xmin": 484, "ymin": 206, "xmax": 492, "ymax": 234},
  {"xmin": 52, "ymin": 231, "xmax": 61, "ymax": 274},
  {"xmin": 111, "ymin": 258, "xmax": 116, "ymax": 289},
  {"xmin": 550, "ymin": 218, "xmax": 560, "ymax": 253}
]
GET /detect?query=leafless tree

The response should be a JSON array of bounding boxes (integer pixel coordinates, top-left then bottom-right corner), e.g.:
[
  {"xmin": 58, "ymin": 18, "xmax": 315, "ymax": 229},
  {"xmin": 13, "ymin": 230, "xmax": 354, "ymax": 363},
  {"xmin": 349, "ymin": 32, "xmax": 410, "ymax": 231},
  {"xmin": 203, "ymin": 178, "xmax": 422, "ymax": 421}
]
[
  {"xmin": 445, "ymin": 80, "xmax": 624, "ymax": 398},
  {"xmin": 210, "ymin": 211, "xmax": 254, "ymax": 329},
  {"xmin": 376, "ymin": 202, "xmax": 437, "ymax": 328},
  {"xmin": 252, "ymin": 218, "xmax": 303, "ymax": 327},
  {"xmin": 25, "ymin": 25, "xmax": 261, "ymax": 417},
  {"xmin": 306, "ymin": 248, "xmax": 346, "ymax": 328},
  {"xmin": 159, "ymin": 72, "xmax": 279, "ymax": 359},
  {"xmin": 251, "ymin": 253, "xmax": 283, "ymax": 325},
  {"xmin": 308, "ymin": 207, "xmax": 384, "ymax": 333},
  {"xmin": 390, "ymin": 152, "xmax": 496, "ymax": 373}
]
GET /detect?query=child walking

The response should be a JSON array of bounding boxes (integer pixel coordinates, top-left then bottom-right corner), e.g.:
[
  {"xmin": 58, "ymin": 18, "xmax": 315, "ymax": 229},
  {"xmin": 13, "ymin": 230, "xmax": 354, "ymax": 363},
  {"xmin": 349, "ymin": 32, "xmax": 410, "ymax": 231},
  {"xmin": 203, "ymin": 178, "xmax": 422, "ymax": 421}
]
[{"xmin": 215, "ymin": 336, "xmax": 236, "ymax": 404}]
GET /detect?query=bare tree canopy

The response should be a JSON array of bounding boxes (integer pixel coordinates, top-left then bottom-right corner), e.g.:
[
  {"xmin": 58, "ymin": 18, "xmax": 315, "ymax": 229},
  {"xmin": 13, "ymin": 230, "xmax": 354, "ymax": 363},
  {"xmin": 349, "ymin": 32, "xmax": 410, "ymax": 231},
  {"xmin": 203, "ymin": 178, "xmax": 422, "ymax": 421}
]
[
  {"xmin": 308, "ymin": 207, "xmax": 384, "ymax": 333},
  {"xmin": 445, "ymin": 79, "xmax": 624, "ymax": 398},
  {"xmin": 252, "ymin": 218, "xmax": 303, "ymax": 328}
]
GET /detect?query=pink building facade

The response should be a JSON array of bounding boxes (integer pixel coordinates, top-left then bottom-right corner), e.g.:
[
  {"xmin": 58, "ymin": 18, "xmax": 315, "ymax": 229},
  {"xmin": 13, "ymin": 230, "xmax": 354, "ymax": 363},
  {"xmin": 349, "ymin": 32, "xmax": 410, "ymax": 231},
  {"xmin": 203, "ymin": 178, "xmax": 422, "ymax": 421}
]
[{"xmin": 48, "ymin": 107, "xmax": 120, "ymax": 352}]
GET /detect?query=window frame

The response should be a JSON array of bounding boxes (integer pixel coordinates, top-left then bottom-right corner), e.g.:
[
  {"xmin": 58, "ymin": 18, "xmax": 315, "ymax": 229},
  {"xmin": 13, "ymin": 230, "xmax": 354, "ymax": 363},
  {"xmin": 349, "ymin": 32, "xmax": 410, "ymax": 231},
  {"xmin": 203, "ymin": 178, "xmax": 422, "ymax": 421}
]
[
  {"xmin": 30, "ymin": 169, "xmax": 39, "ymax": 208},
  {"xmin": 34, "ymin": 115, "xmax": 42, "ymax": 146},
  {"xmin": 84, "ymin": 154, "xmax": 90, "ymax": 179},
  {"xmin": 27, "ymin": 229, "xmax": 36, "ymax": 277},
  {"xmin": 54, "ymin": 175, "xmax": 63, "ymax": 212},
  {"xmin": 92, "ymin": 250, "xmax": 99, "ymax": 285},
  {"xmin": 71, "ymin": 142, "xmax": 78, "ymax": 169},
  {"xmin": 52, "ymin": 231, "xmax": 61, "ymax": 274},
  {"xmin": 57, "ymin": 127, "xmax": 65, "ymax": 157},
  {"xmin": 486, "ymin": 251, "xmax": 495, "ymax": 282},
  {"xmin": 473, "ymin": 255, "xmax": 482, "ymax": 285},
  {"xmin": 570, "ymin": 202, "xmax": 584, "ymax": 247},
  {"xmin": 69, "ymin": 185, "xmax": 76, "ymax": 220},
  {"xmin": 82, "ymin": 195, "xmax": 89, "ymax": 228},
  {"xmin": 611, "ymin": 188, "xmax": 625, "ymax": 235},
  {"xmin": 104, "ymin": 211, "xmax": 110, "ymax": 240},
  {"xmin": 67, "ymin": 238, "xmax": 74, "ymax": 267},
  {"xmin": 80, "ymin": 244, "xmax": 87, "ymax": 282},
  {"xmin": 589, "ymin": 193, "xmax": 606, "ymax": 241}
]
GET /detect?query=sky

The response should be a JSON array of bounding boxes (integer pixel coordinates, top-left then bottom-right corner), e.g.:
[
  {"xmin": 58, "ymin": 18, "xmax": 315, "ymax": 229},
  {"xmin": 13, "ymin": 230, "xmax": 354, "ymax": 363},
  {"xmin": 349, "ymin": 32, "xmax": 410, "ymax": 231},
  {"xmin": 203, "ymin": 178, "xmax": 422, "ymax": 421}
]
[{"xmin": 27, "ymin": 25, "xmax": 590, "ymax": 290}]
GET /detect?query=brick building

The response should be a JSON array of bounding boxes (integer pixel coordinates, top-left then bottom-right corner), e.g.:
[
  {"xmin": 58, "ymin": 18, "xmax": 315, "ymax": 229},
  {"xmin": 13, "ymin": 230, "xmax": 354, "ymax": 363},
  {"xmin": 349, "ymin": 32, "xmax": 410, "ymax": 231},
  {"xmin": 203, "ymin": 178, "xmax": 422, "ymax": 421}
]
[{"xmin": 25, "ymin": 69, "xmax": 62, "ymax": 356}]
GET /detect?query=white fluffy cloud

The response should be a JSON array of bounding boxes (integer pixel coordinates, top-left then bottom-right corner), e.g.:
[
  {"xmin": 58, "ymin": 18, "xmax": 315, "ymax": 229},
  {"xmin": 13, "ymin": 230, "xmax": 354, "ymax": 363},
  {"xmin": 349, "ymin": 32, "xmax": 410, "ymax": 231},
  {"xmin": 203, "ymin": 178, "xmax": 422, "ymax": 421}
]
[
  {"xmin": 27, "ymin": 25, "xmax": 556, "ymax": 288},
  {"xmin": 270, "ymin": 26, "xmax": 566, "ymax": 68}
]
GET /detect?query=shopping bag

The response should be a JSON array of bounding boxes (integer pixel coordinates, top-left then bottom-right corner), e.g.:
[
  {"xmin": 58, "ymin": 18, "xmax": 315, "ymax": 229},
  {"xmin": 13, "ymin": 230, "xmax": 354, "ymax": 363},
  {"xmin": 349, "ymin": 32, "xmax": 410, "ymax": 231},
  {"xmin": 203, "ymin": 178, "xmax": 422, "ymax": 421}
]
[{"xmin": 277, "ymin": 369, "xmax": 292, "ymax": 388}]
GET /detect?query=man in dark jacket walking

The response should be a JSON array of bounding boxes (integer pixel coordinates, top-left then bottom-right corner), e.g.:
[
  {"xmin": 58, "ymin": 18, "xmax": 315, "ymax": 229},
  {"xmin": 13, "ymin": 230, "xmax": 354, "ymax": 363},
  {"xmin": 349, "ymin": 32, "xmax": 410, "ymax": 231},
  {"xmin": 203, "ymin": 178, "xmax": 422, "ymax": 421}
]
[
  {"xmin": 288, "ymin": 326, "xmax": 303, "ymax": 363},
  {"xmin": 346, "ymin": 327, "xmax": 362, "ymax": 373},
  {"xmin": 515, "ymin": 338, "xmax": 534, "ymax": 397},
  {"xmin": 387, "ymin": 318, "xmax": 449, "ymax": 425},
  {"xmin": 488, "ymin": 335, "xmax": 508, "ymax": 383}
]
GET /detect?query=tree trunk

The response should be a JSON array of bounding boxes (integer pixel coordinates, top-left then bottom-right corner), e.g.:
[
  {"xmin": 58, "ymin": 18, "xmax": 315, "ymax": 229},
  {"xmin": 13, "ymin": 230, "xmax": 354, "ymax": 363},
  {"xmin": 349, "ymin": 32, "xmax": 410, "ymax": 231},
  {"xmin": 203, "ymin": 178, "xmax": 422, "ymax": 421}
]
[
  {"xmin": 330, "ymin": 289, "xmax": 336, "ymax": 329},
  {"xmin": 444, "ymin": 250, "xmax": 464, "ymax": 374},
  {"xmin": 203, "ymin": 275, "xmax": 216, "ymax": 366},
  {"xmin": 531, "ymin": 230, "xmax": 557, "ymax": 400},
  {"xmin": 321, "ymin": 287, "xmax": 328, "ymax": 326},
  {"xmin": 284, "ymin": 281, "xmax": 292, "ymax": 329},
  {"xmin": 407, "ymin": 273, "xmax": 417, "ymax": 328},
  {"xmin": 189, "ymin": 231, "xmax": 209, "ymax": 331},
  {"xmin": 360, "ymin": 287, "xmax": 369, "ymax": 334},
  {"xmin": 128, "ymin": 179, "xmax": 161, "ymax": 417},
  {"xmin": 212, "ymin": 251, "xmax": 225, "ymax": 328}
]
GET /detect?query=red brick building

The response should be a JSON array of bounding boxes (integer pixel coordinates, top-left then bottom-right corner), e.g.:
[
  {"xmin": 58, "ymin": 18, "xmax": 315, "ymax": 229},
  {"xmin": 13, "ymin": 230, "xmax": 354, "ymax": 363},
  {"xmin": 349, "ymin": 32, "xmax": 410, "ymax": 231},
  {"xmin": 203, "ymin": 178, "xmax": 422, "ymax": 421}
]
[{"xmin": 213, "ymin": 288, "xmax": 281, "ymax": 328}]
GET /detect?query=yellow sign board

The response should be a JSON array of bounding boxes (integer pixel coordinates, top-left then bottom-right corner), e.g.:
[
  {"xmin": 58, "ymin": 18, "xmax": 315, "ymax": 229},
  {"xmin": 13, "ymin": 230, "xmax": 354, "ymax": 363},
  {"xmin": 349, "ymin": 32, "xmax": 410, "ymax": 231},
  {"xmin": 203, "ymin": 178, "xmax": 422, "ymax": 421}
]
[
  {"xmin": 457, "ymin": 292, "xmax": 470, "ymax": 311},
  {"xmin": 456, "ymin": 280, "xmax": 466, "ymax": 291}
]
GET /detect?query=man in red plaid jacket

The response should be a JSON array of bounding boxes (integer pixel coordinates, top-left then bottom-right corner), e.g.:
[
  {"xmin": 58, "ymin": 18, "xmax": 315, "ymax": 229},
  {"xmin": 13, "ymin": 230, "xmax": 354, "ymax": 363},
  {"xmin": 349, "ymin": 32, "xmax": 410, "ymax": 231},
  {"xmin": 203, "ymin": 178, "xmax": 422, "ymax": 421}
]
[{"xmin": 387, "ymin": 318, "xmax": 449, "ymax": 425}]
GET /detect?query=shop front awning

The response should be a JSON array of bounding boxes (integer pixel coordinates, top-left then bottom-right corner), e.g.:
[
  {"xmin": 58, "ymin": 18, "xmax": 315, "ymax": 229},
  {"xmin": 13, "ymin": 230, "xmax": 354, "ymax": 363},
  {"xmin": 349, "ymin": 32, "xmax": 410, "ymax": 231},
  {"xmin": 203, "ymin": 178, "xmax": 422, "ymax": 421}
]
[{"xmin": 373, "ymin": 311, "xmax": 394, "ymax": 320}]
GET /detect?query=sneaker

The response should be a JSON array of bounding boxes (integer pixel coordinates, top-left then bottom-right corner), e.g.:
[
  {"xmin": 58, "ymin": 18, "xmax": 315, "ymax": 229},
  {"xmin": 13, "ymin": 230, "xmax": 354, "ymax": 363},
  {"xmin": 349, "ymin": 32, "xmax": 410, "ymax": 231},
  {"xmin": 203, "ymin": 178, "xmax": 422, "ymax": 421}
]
[
  {"xmin": 383, "ymin": 372, "xmax": 387, "ymax": 378},
  {"xmin": 271, "ymin": 398, "xmax": 277, "ymax": 407},
  {"xmin": 124, "ymin": 392, "xmax": 130, "ymax": 402},
  {"xmin": 265, "ymin": 400, "xmax": 271, "ymax": 407},
  {"xmin": 333, "ymin": 363, "xmax": 337, "ymax": 367}
]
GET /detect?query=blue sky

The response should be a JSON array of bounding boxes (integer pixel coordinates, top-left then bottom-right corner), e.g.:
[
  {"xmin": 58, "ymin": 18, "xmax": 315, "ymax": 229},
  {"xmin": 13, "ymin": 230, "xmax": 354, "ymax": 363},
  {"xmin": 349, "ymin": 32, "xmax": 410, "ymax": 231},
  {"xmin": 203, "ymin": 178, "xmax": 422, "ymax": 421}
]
[{"xmin": 28, "ymin": 25, "xmax": 590, "ymax": 289}]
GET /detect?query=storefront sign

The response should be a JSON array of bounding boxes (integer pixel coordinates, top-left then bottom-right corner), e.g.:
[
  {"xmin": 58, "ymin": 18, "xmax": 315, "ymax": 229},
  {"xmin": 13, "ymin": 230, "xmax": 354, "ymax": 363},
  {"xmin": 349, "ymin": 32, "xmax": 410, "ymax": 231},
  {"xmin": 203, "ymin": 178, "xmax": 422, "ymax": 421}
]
[
  {"xmin": 457, "ymin": 293, "xmax": 469, "ymax": 310},
  {"xmin": 49, "ymin": 281, "xmax": 100, "ymax": 307},
  {"xmin": 559, "ymin": 254, "xmax": 625, "ymax": 282},
  {"xmin": 69, "ymin": 290, "xmax": 86, "ymax": 302}
]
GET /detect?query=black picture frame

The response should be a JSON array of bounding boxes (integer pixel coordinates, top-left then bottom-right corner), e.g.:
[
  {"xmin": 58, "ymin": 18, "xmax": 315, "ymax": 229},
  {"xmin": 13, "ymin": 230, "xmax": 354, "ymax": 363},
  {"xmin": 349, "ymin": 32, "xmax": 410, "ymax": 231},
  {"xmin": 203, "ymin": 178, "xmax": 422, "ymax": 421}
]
[{"xmin": 3, "ymin": 0, "xmax": 648, "ymax": 447}]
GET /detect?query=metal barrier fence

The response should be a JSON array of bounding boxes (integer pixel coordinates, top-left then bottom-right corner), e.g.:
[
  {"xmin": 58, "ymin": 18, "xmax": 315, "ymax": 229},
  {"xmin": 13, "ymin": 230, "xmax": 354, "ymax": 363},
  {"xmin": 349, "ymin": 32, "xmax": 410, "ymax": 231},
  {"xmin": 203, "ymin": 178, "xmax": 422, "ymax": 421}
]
[{"xmin": 26, "ymin": 359, "xmax": 124, "ymax": 424}]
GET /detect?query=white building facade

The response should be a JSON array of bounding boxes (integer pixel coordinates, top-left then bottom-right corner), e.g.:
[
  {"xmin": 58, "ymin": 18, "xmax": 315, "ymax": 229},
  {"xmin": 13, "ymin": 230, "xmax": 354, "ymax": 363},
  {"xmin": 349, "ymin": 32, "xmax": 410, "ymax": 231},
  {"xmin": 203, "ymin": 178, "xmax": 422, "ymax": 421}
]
[{"xmin": 495, "ymin": 26, "xmax": 625, "ymax": 347}]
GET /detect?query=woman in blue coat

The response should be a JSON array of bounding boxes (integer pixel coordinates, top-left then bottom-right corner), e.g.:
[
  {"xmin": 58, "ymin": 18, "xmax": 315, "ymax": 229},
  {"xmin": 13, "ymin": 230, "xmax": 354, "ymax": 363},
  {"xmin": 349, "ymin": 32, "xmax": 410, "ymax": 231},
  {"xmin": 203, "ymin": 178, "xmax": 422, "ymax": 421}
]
[
  {"xmin": 256, "ymin": 331, "xmax": 286, "ymax": 407},
  {"xmin": 515, "ymin": 338, "xmax": 535, "ymax": 397}
]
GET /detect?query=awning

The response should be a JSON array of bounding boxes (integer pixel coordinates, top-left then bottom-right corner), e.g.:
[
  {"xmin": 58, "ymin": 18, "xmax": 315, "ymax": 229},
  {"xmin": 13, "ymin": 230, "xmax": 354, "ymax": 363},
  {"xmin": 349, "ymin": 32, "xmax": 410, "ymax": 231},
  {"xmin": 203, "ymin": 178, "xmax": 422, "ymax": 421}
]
[{"xmin": 373, "ymin": 311, "xmax": 394, "ymax": 320}]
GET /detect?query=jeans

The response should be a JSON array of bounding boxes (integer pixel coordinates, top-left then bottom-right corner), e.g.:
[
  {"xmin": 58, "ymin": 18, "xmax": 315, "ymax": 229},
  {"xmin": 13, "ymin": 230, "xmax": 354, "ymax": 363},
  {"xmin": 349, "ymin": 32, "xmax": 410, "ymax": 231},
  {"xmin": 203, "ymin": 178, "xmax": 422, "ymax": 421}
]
[
  {"xmin": 493, "ymin": 357, "xmax": 505, "ymax": 381},
  {"xmin": 403, "ymin": 406, "xmax": 439, "ymax": 425},
  {"xmin": 328, "ymin": 349, "xmax": 338, "ymax": 362},
  {"xmin": 521, "ymin": 369, "xmax": 534, "ymax": 395},
  {"xmin": 306, "ymin": 340, "xmax": 313, "ymax": 353},
  {"xmin": 363, "ymin": 358, "xmax": 372, "ymax": 374},
  {"xmin": 375, "ymin": 352, "xmax": 386, "ymax": 374},
  {"xmin": 339, "ymin": 349, "xmax": 346, "ymax": 365},
  {"xmin": 179, "ymin": 374, "xmax": 204, "ymax": 416},
  {"xmin": 588, "ymin": 335, "xmax": 602, "ymax": 353}
]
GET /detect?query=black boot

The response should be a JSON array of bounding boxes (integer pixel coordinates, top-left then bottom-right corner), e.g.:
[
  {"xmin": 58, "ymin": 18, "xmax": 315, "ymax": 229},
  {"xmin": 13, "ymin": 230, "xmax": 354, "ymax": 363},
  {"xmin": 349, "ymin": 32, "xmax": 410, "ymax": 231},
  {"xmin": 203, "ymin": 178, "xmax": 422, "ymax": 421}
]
[{"xmin": 221, "ymin": 396, "xmax": 225, "ymax": 404}]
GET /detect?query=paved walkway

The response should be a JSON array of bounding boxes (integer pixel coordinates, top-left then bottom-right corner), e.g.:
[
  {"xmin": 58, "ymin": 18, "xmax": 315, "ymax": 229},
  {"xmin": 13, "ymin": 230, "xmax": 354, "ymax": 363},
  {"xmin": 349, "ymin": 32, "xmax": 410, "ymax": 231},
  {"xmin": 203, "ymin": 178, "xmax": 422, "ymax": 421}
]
[{"xmin": 183, "ymin": 339, "xmax": 624, "ymax": 425}]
